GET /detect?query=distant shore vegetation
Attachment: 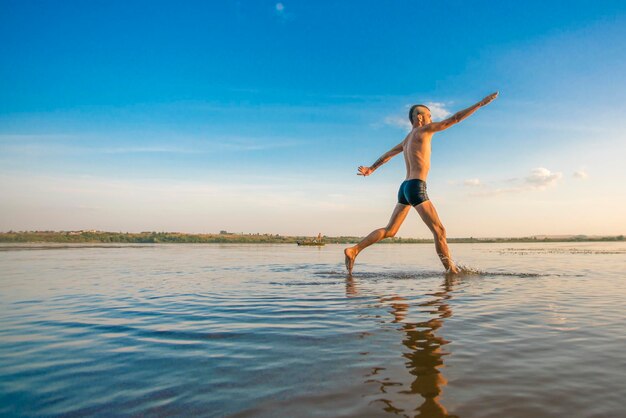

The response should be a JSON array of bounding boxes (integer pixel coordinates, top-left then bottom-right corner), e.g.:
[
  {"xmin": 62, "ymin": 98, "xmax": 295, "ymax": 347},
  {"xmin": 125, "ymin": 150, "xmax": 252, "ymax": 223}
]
[{"xmin": 0, "ymin": 231, "xmax": 624, "ymax": 244}]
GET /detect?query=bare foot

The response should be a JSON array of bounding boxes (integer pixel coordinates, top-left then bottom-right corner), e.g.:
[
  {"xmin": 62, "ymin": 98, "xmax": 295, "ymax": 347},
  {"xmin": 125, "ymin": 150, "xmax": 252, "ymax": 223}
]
[
  {"xmin": 447, "ymin": 264, "xmax": 460, "ymax": 275},
  {"xmin": 344, "ymin": 247, "xmax": 357, "ymax": 274}
]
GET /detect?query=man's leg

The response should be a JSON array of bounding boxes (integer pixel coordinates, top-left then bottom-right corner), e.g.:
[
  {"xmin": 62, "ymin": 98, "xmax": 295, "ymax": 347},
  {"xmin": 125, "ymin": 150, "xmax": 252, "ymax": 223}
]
[
  {"xmin": 414, "ymin": 201, "xmax": 459, "ymax": 274},
  {"xmin": 344, "ymin": 203, "xmax": 410, "ymax": 273}
]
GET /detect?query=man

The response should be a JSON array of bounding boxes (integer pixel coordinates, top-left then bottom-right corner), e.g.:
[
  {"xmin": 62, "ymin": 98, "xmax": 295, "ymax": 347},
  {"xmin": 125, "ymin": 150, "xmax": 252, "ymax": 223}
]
[{"xmin": 344, "ymin": 92, "xmax": 499, "ymax": 274}]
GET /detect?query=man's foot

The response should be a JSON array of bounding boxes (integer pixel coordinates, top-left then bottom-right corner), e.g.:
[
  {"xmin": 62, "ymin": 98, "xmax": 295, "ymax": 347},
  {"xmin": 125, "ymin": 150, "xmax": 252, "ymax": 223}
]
[
  {"xmin": 447, "ymin": 264, "xmax": 460, "ymax": 275},
  {"xmin": 344, "ymin": 247, "xmax": 357, "ymax": 274}
]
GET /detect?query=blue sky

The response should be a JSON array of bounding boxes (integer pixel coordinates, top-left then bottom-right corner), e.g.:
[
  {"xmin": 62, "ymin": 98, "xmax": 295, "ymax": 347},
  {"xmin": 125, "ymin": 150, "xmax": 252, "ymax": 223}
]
[{"xmin": 1, "ymin": 1, "xmax": 625, "ymax": 237}]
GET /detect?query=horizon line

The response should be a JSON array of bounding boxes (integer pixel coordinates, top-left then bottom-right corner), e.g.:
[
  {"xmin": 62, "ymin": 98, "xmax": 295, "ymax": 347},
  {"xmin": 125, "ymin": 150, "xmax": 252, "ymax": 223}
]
[{"xmin": 1, "ymin": 230, "xmax": 624, "ymax": 240}]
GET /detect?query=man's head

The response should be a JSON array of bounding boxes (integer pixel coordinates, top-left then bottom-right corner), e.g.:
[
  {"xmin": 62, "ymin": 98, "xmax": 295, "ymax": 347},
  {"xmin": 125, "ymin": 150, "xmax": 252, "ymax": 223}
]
[{"xmin": 409, "ymin": 104, "xmax": 431, "ymax": 127}]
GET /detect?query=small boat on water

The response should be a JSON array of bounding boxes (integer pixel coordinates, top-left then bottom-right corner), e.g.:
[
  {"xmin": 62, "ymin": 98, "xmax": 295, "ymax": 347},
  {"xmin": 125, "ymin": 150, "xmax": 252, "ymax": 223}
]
[{"xmin": 297, "ymin": 233, "xmax": 325, "ymax": 246}]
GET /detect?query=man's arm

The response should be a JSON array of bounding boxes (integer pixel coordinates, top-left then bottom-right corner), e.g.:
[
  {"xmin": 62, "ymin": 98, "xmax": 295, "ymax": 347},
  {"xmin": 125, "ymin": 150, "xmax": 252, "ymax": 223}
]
[
  {"xmin": 426, "ymin": 92, "xmax": 498, "ymax": 133},
  {"xmin": 357, "ymin": 142, "xmax": 403, "ymax": 176}
]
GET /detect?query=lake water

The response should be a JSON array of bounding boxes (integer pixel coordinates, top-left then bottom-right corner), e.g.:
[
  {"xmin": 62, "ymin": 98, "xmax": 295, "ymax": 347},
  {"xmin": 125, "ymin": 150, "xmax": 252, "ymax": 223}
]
[{"xmin": 1, "ymin": 242, "xmax": 625, "ymax": 417}]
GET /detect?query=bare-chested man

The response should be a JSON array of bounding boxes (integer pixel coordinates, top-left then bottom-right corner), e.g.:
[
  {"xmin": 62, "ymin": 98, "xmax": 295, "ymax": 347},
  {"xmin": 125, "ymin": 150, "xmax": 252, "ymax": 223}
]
[{"xmin": 344, "ymin": 92, "xmax": 499, "ymax": 274}]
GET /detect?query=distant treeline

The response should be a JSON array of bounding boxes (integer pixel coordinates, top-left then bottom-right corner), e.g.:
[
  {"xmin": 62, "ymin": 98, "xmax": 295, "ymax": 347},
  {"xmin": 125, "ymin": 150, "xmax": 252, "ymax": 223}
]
[{"xmin": 0, "ymin": 231, "xmax": 624, "ymax": 244}]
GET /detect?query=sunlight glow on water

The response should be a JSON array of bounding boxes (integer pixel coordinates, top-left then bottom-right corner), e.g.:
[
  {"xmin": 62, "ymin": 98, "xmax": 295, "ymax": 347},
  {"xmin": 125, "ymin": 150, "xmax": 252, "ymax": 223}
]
[{"xmin": 1, "ymin": 243, "xmax": 625, "ymax": 417}]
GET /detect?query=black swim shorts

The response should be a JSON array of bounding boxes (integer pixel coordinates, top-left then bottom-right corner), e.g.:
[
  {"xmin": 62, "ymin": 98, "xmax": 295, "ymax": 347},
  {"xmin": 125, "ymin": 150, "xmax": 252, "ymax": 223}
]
[{"xmin": 397, "ymin": 179, "xmax": 429, "ymax": 206}]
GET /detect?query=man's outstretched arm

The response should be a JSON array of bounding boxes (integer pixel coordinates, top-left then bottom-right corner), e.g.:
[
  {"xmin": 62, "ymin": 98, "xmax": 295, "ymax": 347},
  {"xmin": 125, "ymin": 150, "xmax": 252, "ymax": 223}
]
[
  {"xmin": 357, "ymin": 142, "xmax": 403, "ymax": 176},
  {"xmin": 427, "ymin": 92, "xmax": 498, "ymax": 133}
]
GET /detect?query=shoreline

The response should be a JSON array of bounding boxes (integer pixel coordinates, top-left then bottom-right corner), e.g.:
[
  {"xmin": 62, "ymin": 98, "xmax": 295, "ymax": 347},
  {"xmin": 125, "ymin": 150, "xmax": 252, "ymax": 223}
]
[{"xmin": 1, "ymin": 231, "xmax": 624, "ymax": 245}]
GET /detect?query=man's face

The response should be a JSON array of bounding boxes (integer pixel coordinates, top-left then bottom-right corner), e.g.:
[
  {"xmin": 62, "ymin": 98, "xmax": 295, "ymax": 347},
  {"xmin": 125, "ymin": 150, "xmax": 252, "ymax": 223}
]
[
  {"xmin": 416, "ymin": 107, "xmax": 431, "ymax": 124},
  {"xmin": 422, "ymin": 110, "xmax": 432, "ymax": 124}
]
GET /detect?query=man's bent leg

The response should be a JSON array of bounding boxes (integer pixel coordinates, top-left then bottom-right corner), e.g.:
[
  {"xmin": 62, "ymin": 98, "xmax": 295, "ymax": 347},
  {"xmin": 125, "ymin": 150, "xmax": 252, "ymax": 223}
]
[
  {"xmin": 344, "ymin": 203, "xmax": 410, "ymax": 273},
  {"xmin": 414, "ymin": 201, "xmax": 459, "ymax": 274}
]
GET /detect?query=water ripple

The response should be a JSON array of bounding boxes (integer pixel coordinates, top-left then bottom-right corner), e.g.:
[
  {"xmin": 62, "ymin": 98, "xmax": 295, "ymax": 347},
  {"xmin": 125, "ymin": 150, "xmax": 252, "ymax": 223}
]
[{"xmin": 1, "ymin": 243, "xmax": 624, "ymax": 417}]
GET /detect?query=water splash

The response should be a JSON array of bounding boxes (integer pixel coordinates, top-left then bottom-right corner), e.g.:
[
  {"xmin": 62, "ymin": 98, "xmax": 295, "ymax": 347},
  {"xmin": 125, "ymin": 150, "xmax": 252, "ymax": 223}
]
[{"xmin": 454, "ymin": 264, "xmax": 486, "ymax": 275}]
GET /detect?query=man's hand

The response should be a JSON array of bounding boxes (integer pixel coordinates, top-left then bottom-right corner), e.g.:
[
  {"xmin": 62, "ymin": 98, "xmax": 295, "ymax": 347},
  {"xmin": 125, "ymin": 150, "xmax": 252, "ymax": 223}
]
[
  {"xmin": 479, "ymin": 91, "xmax": 499, "ymax": 107},
  {"xmin": 357, "ymin": 166, "xmax": 374, "ymax": 176}
]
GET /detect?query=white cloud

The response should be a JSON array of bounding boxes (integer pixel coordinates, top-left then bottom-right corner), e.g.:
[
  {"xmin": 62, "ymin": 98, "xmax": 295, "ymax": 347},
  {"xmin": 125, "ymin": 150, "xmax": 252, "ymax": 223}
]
[
  {"xmin": 463, "ymin": 178, "xmax": 481, "ymax": 187},
  {"xmin": 525, "ymin": 167, "xmax": 563, "ymax": 189},
  {"xmin": 424, "ymin": 102, "xmax": 452, "ymax": 121},
  {"xmin": 0, "ymin": 135, "xmax": 300, "ymax": 156},
  {"xmin": 383, "ymin": 116, "xmax": 412, "ymax": 131},
  {"xmin": 467, "ymin": 167, "xmax": 563, "ymax": 197},
  {"xmin": 573, "ymin": 170, "xmax": 588, "ymax": 179}
]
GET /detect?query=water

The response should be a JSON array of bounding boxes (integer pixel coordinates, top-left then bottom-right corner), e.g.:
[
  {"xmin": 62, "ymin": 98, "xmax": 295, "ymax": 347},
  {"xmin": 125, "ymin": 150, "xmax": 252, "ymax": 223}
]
[{"xmin": 1, "ymin": 242, "xmax": 625, "ymax": 417}]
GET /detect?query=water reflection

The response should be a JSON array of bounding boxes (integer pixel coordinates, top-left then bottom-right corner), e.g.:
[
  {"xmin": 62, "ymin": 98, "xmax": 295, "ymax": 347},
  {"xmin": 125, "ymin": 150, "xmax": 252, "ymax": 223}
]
[{"xmin": 347, "ymin": 275, "xmax": 460, "ymax": 418}]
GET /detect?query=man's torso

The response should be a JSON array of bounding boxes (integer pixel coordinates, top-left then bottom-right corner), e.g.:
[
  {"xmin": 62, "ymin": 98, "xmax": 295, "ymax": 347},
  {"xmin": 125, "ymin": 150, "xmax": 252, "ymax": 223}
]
[{"xmin": 402, "ymin": 127, "xmax": 433, "ymax": 181}]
